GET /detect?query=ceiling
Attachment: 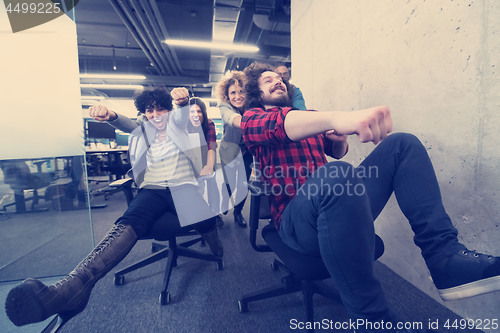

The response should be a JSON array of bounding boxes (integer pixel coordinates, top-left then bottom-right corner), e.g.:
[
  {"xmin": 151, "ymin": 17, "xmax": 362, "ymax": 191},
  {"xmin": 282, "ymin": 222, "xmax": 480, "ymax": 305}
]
[{"xmin": 75, "ymin": 0, "xmax": 292, "ymax": 99}]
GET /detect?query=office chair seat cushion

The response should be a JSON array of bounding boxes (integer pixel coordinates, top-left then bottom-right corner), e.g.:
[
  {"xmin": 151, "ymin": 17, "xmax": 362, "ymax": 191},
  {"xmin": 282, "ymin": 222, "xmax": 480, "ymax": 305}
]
[
  {"xmin": 261, "ymin": 224, "xmax": 385, "ymax": 281},
  {"xmin": 261, "ymin": 224, "xmax": 331, "ymax": 281},
  {"xmin": 146, "ymin": 211, "xmax": 189, "ymax": 241}
]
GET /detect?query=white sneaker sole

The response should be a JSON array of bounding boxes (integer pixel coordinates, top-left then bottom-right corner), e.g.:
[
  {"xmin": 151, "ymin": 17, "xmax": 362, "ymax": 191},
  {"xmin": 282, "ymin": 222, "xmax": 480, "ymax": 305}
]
[{"xmin": 439, "ymin": 275, "xmax": 500, "ymax": 301}]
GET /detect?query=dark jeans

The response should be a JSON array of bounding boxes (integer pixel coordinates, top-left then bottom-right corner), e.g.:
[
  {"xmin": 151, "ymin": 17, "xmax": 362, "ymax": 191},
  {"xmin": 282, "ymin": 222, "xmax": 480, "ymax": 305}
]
[
  {"xmin": 278, "ymin": 132, "xmax": 465, "ymax": 320},
  {"xmin": 116, "ymin": 186, "xmax": 215, "ymax": 238}
]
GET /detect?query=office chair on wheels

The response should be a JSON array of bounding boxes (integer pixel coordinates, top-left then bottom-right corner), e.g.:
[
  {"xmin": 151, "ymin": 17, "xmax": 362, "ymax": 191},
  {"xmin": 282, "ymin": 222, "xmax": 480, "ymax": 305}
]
[
  {"xmin": 105, "ymin": 178, "xmax": 223, "ymax": 304},
  {"xmin": 41, "ymin": 178, "xmax": 223, "ymax": 333},
  {"xmin": 238, "ymin": 180, "xmax": 385, "ymax": 332}
]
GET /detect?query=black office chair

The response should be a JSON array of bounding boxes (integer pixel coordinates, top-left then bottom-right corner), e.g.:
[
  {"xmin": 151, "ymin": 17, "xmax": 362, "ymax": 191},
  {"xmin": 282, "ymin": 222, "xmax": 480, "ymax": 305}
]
[
  {"xmin": 238, "ymin": 180, "xmax": 384, "ymax": 331},
  {"xmin": 42, "ymin": 178, "xmax": 223, "ymax": 333},
  {"xmin": 0, "ymin": 160, "xmax": 52, "ymax": 213},
  {"xmin": 103, "ymin": 178, "xmax": 223, "ymax": 303}
]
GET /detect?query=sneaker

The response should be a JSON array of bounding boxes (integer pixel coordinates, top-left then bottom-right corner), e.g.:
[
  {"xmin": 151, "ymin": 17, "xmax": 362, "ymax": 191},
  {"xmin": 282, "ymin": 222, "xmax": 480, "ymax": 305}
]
[{"xmin": 430, "ymin": 249, "xmax": 500, "ymax": 301}]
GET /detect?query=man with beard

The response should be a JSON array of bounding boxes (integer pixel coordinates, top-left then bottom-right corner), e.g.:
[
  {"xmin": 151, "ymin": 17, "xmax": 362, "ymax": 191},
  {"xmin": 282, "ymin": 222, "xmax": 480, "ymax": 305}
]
[{"xmin": 241, "ymin": 62, "xmax": 500, "ymax": 333}]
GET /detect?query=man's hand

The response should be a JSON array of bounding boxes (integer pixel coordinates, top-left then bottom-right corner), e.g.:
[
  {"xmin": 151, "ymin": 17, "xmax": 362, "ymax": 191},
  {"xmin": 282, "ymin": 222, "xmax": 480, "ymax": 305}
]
[
  {"xmin": 89, "ymin": 105, "xmax": 117, "ymax": 122},
  {"xmin": 171, "ymin": 87, "xmax": 189, "ymax": 106},
  {"xmin": 334, "ymin": 106, "xmax": 392, "ymax": 144}
]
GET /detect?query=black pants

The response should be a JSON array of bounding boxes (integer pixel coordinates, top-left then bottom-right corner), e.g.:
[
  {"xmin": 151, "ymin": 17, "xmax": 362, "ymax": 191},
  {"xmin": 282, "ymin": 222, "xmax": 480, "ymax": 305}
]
[{"xmin": 116, "ymin": 186, "xmax": 215, "ymax": 238}]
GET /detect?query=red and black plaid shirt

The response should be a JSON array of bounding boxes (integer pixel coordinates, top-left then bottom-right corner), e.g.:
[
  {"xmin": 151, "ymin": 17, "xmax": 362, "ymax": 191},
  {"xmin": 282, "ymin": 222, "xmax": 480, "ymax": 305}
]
[
  {"xmin": 241, "ymin": 107, "xmax": 342, "ymax": 228},
  {"xmin": 206, "ymin": 119, "xmax": 217, "ymax": 151}
]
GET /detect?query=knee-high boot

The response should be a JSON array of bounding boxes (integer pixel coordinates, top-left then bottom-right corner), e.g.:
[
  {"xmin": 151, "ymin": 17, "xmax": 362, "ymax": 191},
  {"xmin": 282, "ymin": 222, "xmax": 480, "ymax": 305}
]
[{"xmin": 5, "ymin": 223, "xmax": 137, "ymax": 326}]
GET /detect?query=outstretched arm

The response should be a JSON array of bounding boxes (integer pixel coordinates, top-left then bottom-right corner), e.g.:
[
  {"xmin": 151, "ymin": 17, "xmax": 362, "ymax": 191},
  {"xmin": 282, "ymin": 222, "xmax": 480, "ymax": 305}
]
[
  {"xmin": 284, "ymin": 106, "xmax": 392, "ymax": 145},
  {"xmin": 89, "ymin": 105, "xmax": 139, "ymax": 133}
]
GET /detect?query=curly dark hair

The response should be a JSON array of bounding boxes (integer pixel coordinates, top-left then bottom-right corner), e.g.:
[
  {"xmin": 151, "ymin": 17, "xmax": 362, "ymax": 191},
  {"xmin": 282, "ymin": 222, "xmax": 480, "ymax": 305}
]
[
  {"xmin": 134, "ymin": 87, "xmax": 173, "ymax": 114},
  {"xmin": 188, "ymin": 97, "xmax": 209, "ymax": 138},
  {"xmin": 243, "ymin": 62, "xmax": 294, "ymax": 110}
]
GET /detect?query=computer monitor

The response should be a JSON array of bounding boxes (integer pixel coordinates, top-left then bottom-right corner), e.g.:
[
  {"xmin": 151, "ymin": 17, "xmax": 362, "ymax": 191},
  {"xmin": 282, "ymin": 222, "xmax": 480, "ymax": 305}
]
[{"xmin": 86, "ymin": 121, "xmax": 116, "ymax": 140}]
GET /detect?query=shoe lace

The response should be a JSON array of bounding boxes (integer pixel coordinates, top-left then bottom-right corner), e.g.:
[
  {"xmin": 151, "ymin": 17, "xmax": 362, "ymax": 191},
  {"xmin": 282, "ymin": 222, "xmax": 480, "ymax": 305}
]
[
  {"xmin": 54, "ymin": 224, "xmax": 128, "ymax": 288},
  {"xmin": 461, "ymin": 249, "xmax": 494, "ymax": 259}
]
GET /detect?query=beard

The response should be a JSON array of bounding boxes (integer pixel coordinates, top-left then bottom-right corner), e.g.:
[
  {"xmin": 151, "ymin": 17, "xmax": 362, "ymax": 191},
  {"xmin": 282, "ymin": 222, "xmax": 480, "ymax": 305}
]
[{"xmin": 260, "ymin": 93, "xmax": 292, "ymax": 108}]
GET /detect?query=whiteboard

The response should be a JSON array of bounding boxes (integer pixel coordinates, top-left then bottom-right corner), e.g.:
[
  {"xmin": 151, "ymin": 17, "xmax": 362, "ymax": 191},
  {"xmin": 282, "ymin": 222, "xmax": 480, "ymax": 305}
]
[{"xmin": 0, "ymin": 8, "xmax": 84, "ymax": 159}]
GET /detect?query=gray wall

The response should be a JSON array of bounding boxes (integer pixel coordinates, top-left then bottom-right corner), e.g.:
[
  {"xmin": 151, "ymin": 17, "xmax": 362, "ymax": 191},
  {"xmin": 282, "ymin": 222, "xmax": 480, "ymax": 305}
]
[{"xmin": 291, "ymin": 0, "xmax": 499, "ymax": 323}]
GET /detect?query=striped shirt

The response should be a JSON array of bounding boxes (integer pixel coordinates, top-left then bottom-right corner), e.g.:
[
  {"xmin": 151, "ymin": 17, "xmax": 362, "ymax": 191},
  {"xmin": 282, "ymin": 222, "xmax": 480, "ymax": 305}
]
[{"xmin": 141, "ymin": 135, "xmax": 197, "ymax": 189}]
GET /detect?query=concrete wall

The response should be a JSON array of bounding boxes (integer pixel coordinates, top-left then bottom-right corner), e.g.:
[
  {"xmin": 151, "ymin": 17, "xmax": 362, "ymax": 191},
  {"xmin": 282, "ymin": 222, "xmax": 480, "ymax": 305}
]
[{"xmin": 291, "ymin": 0, "xmax": 499, "ymax": 323}]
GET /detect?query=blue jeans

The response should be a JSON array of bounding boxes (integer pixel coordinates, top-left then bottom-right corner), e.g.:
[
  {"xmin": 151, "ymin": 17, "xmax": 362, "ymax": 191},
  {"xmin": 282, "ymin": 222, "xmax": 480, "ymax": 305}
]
[{"xmin": 278, "ymin": 132, "xmax": 464, "ymax": 320}]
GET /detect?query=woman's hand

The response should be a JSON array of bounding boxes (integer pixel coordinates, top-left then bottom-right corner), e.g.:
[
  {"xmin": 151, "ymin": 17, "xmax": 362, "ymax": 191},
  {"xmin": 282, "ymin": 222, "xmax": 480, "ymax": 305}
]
[{"xmin": 200, "ymin": 165, "xmax": 214, "ymax": 176}]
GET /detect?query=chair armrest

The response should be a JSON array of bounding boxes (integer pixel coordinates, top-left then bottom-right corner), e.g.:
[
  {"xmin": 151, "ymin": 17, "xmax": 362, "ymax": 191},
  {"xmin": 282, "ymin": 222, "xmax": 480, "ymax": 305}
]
[
  {"xmin": 108, "ymin": 178, "xmax": 134, "ymax": 188},
  {"xmin": 248, "ymin": 181, "xmax": 272, "ymax": 252},
  {"xmin": 105, "ymin": 178, "xmax": 134, "ymax": 205}
]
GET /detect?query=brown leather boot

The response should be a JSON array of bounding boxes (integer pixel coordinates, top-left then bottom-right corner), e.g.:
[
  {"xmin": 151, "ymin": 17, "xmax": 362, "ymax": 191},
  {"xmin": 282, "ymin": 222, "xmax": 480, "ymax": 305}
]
[{"xmin": 5, "ymin": 224, "xmax": 137, "ymax": 326}]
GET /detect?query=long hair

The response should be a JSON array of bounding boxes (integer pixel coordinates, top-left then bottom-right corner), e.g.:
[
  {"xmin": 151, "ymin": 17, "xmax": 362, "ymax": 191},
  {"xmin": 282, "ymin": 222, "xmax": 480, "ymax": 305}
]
[
  {"xmin": 215, "ymin": 71, "xmax": 247, "ymax": 113},
  {"xmin": 243, "ymin": 62, "xmax": 294, "ymax": 110},
  {"xmin": 134, "ymin": 87, "xmax": 173, "ymax": 113},
  {"xmin": 188, "ymin": 97, "xmax": 209, "ymax": 139}
]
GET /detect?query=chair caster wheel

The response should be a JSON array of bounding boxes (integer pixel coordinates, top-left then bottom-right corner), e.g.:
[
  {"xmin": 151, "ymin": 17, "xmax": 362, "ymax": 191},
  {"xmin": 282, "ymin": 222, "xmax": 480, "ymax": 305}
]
[
  {"xmin": 238, "ymin": 300, "xmax": 248, "ymax": 313},
  {"xmin": 217, "ymin": 260, "xmax": 224, "ymax": 270},
  {"xmin": 159, "ymin": 291, "xmax": 170, "ymax": 305},
  {"xmin": 114, "ymin": 275, "xmax": 125, "ymax": 286}
]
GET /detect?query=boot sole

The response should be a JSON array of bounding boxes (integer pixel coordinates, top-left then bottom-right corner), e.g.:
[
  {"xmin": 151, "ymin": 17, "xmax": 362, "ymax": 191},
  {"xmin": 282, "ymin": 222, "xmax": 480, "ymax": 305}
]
[
  {"xmin": 5, "ymin": 283, "xmax": 47, "ymax": 326},
  {"xmin": 439, "ymin": 275, "xmax": 500, "ymax": 301}
]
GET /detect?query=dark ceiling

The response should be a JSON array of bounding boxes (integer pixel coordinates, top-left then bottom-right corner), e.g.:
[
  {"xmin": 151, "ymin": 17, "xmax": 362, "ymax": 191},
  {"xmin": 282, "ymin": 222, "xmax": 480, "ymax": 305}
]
[{"xmin": 75, "ymin": 0, "xmax": 291, "ymax": 99}]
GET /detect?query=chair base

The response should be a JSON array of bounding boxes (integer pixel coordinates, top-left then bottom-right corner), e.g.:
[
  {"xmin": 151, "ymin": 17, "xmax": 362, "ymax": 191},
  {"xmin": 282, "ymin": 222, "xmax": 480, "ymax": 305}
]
[
  {"xmin": 238, "ymin": 258, "xmax": 341, "ymax": 331},
  {"xmin": 40, "ymin": 314, "xmax": 70, "ymax": 333},
  {"xmin": 114, "ymin": 235, "xmax": 223, "ymax": 305}
]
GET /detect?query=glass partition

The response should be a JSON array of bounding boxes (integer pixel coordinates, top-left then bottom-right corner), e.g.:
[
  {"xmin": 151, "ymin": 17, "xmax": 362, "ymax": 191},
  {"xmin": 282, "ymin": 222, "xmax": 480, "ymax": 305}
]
[
  {"xmin": 0, "ymin": 156, "xmax": 93, "ymax": 281},
  {"xmin": 0, "ymin": 2, "xmax": 94, "ymax": 330}
]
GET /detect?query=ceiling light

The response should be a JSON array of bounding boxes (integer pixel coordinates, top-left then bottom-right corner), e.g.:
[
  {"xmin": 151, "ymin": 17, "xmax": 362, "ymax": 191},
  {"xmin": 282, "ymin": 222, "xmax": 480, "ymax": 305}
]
[
  {"xmin": 80, "ymin": 74, "xmax": 147, "ymax": 80},
  {"xmin": 81, "ymin": 84, "xmax": 144, "ymax": 90},
  {"xmin": 81, "ymin": 95, "xmax": 106, "ymax": 100},
  {"xmin": 163, "ymin": 39, "xmax": 259, "ymax": 53}
]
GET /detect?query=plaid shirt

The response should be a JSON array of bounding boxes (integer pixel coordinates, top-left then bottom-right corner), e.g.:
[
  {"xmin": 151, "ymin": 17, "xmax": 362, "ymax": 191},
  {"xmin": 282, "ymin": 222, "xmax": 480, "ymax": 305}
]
[
  {"xmin": 206, "ymin": 119, "xmax": 217, "ymax": 151},
  {"xmin": 242, "ymin": 107, "xmax": 344, "ymax": 227}
]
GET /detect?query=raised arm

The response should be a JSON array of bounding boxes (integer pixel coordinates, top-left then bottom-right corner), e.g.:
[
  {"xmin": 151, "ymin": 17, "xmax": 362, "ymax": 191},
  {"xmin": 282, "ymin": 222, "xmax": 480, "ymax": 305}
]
[
  {"xmin": 89, "ymin": 105, "xmax": 139, "ymax": 133},
  {"xmin": 284, "ymin": 105, "xmax": 392, "ymax": 145},
  {"xmin": 219, "ymin": 102, "xmax": 242, "ymax": 129},
  {"xmin": 169, "ymin": 87, "xmax": 190, "ymax": 128}
]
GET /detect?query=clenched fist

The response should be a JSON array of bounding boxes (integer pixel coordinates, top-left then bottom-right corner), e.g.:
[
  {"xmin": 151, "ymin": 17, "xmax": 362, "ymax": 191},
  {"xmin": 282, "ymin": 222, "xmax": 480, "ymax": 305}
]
[
  {"xmin": 170, "ymin": 87, "xmax": 189, "ymax": 106},
  {"xmin": 89, "ymin": 105, "xmax": 117, "ymax": 122}
]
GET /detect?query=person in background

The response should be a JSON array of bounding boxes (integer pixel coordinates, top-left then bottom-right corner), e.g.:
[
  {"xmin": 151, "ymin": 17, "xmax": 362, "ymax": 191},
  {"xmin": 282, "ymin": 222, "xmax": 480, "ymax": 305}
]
[
  {"xmin": 274, "ymin": 64, "xmax": 307, "ymax": 110},
  {"xmin": 5, "ymin": 87, "xmax": 223, "ymax": 328},
  {"xmin": 188, "ymin": 97, "xmax": 223, "ymax": 225},
  {"xmin": 216, "ymin": 71, "xmax": 252, "ymax": 228},
  {"xmin": 241, "ymin": 62, "xmax": 500, "ymax": 333}
]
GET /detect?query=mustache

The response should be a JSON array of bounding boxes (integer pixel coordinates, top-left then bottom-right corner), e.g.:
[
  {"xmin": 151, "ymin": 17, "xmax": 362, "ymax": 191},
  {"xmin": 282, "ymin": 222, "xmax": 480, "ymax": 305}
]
[{"xmin": 271, "ymin": 85, "xmax": 286, "ymax": 93}]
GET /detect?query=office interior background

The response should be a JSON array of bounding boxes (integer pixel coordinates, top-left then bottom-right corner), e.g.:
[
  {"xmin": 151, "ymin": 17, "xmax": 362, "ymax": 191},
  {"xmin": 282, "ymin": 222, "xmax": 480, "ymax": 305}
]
[{"xmin": 1, "ymin": 0, "xmax": 499, "ymax": 332}]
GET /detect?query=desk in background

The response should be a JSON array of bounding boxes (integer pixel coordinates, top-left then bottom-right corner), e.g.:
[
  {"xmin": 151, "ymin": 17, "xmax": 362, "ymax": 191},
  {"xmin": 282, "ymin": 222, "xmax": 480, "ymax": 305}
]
[{"xmin": 85, "ymin": 146, "xmax": 130, "ymax": 182}]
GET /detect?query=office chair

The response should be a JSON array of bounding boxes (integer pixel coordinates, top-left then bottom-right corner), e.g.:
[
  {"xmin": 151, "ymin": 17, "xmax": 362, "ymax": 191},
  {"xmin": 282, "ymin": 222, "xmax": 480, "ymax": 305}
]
[
  {"xmin": 238, "ymin": 180, "xmax": 385, "ymax": 331},
  {"xmin": 42, "ymin": 178, "xmax": 223, "ymax": 333},
  {"xmin": 106, "ymin": 178, "xmax": 223, "ymax": 304},
  {"xmin": 0, "ymin": 160, "xmax": 52, "ymax": 213}
]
